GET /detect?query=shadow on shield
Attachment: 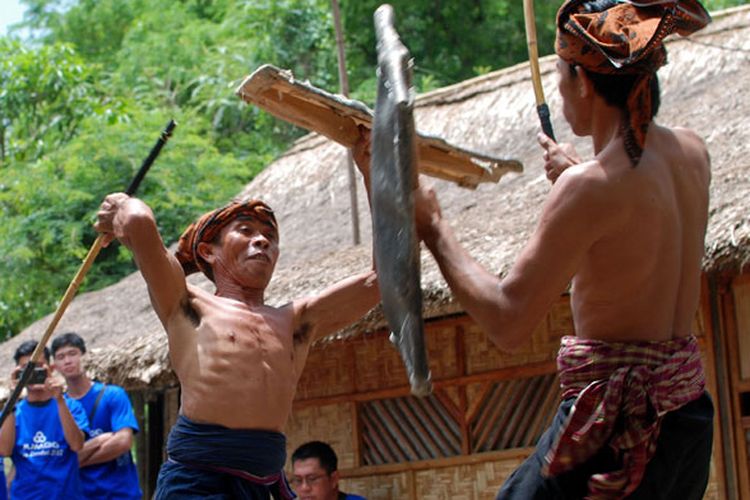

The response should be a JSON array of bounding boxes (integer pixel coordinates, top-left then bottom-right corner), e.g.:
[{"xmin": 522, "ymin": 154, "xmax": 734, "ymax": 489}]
[{"xmin": 371, "ymin": 4, "xmax": 432, "ymax": 397}]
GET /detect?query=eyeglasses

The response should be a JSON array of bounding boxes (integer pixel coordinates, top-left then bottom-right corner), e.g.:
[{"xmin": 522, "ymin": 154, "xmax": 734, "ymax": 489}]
[{"xmin": 290, "ymin": 473, "xmax": 327, "ymax": 488}]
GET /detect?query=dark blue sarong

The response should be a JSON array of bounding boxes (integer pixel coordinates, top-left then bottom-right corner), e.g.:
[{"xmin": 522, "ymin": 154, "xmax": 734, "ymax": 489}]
[{"xmin": 154, "ymin": 415, "xmax": 295, "ymax": 500}]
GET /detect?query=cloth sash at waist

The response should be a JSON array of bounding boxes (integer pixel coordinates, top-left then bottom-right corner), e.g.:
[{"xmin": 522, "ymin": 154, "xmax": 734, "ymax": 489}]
[
  {"xmin": 166, "ymin": 415, "xmax": 294, "ymax": 497},
  {"xmin": 543, "ymin": 335, "xmax": 706, "ymax": 499}
]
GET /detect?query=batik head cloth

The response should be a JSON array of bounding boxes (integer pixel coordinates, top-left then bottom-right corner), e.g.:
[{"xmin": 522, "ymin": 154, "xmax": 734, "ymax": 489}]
[
  {"xmin": 175, "ymin": 199, "xmax": 277, "ymax": 281},
  {"xmin": 555, "ymin": 0, "xmax": 711, "ymax": 164}
]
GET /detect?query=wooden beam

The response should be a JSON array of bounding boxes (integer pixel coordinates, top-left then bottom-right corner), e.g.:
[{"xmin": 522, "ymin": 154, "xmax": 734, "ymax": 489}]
[
  {"xmin": 727, "ymin": 276, "xmax": 750, "ymax": 499},
  {"xmin": 163, "ymin": 387, "xmax": 179, "ymax": 446},
  {"xmin": 710, "ymin": 274, "xmax": 742, "ymax": 500},
  {"xmin": 351, "ymin": 401, "xmax": 362, "ymax": 468},
  {"xmin": 339, "ymin": 447, "xmax": 533, "ymax": 478},
  {"xmin": 130, "ymin": 390, "xmax": 148, "ymax": 498}
]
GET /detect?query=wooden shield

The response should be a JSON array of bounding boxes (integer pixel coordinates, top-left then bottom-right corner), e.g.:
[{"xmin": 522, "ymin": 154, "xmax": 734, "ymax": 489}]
[
  {"xmin": 235, "ymin": 68, "xmax": 523, "ymax": 189},
  {"xmin": 371, "ymin": 4, "xmax": 432, "ymax": 397}
]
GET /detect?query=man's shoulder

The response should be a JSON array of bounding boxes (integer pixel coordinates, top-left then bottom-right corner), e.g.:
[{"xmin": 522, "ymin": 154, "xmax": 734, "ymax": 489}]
[
  {"xmin": 96, "ymin": 384, "xmax": 136, "ymax": 415},
  {"xmin": 655, "ymin": 125, "xmax": 710, "ymax": 168},
  {"xmin": 63, "ymin": 394, "xmax": 87, "ymax": 418},
  {"xmin": 100, "ymin": 383, "xmax": 128, "ymax": 399},
  {"xmin": 669, "ymin": 125, "xmax": 706, "ymax": 146},
  {"xmin": 551, "ymin": 160, "xmax": 617, "ymax": 204}
]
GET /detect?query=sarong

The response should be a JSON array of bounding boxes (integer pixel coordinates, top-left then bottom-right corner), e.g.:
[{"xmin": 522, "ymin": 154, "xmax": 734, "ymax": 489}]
[
  {"xmin": 497, "ymin": 335, "xmax": 713, "ymax": 500},
  {"xmin": 154, "ymin": 415, "xmax": 296, "ymax": 500}
]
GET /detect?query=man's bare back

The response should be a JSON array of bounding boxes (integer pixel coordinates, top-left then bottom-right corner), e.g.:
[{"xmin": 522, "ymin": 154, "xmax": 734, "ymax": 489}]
[
  {"xmin": 488, "ymin": 0, "xmax": 714, "ymax": 496},
  {"xmin": 415, "ymin": 69, "xmax": 710, "ymax": 350},
  {"xmin": 563, "ymin": 124, "xmax": 710, "ymax": 342},
  {"xmin": 96, "ymin": 194, "xmax": 378, "ymax": 432}
]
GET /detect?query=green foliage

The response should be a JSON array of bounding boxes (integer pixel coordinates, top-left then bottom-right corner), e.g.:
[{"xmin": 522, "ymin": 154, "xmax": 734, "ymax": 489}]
[
  {"xmin": 341, "ymin": 0, "xmax": 559, "ymax": 98},
  {"xmin": 704, "ymin": 0, "xmax": 750, "ymax": 8},
  {"xmin": 0, "ymin": 110, "xmax": 252, "ymax": 338},
  {"xmin": 50, "ymin": 0, "xmax": 144, "ymax": 65},
  {"xmin": 0, "ymin": 39, "xmax": 115, "ymax": 165}
]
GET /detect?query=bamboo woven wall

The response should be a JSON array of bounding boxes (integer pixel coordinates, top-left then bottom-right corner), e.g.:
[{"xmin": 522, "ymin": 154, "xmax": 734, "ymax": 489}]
[
  {"xmin": 285, "ymin": 402, "xmax": 357, "ymax": 469},
  {"xmin": 339, "ymin": 472, "xmax": 412, "ymax": 499},
  {"xmin": 412, "ymin": 459, "xmax": 525, "ymax": 499},
  {"xmin": 338, "ymin": 458, "xmax": 526, "ymax": 500},
  {"xmin": 294, "ymin": 295, "xmax": 574, "ymax": 403},
  {"xmin": 284, "ymin": 288, "xmax": 725, "ymax": 499},
  {"xmin": 463, "ymin": 300, "xmax": 570, "ymax": 374}
]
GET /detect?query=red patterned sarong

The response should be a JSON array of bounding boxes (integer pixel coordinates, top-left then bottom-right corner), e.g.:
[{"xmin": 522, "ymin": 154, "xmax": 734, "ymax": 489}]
[{"xmin": 543, "ymin": 335, "xmax": 705, "ymax": 498}]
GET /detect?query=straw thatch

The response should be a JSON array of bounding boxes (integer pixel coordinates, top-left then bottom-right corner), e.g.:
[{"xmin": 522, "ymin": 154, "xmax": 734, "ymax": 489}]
[{"xmin": 3, "ymin": 6, "xmax": 749, "ymax": 392}]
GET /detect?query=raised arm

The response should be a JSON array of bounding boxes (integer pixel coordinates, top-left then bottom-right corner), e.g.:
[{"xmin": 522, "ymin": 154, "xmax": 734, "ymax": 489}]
[
  {"xmin": 352, "ymin": 126, "xmax": 372, "ymax": 187},
  {"xmin": 0, "ymin": 412, "xmax": 14, "ymax": 457},
  {"xmin": 290, "ymin": 128, "xmax": 384, "ymax": 341},
  {"xmin": 415, "ymin": 164, "xmax": 614, "ymax": 350},
  {"xmin": 0, "ymin": 369, "xmax": 18, "ymax": 457},
  {"xmin": 292, "ymin": 270, "xmax": 380, "ymax": 344},
  {"xmin": 94, "ymin": 193, "xmax": 188, "ymax": 325},
  {"xmin": 47, "ymin": 376, "xmax": 85, "ymax": 452}
]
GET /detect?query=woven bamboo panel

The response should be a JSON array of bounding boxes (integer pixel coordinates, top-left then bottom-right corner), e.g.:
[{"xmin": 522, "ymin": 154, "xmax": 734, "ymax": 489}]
[
  {"xmin": 350, "ymin": 324, "xmax": 461, "ymax": 392},
  {"xmin": 425, "ymin": 324, "xmax": 461, "ymax": 380},
  {"xmin": 354, "ymin": 333, "xmax": 410, "ymax": 391},
  {"xmin": 540, "ymin": 298, "xmax": 574, "ymax": 346},
  {"xmin": 294, "ymin": 341, "xmax": 356, "ymax": 400},
  {"xmin": 414, "ymin": 458, "xmax": 527, "ymax": 499},
  {"xmin": 463, "ymin": 321, "xmax": 556, "ymax": 375},
  {"xmin": 339, "ymin": 472, "xmax": 411, "ymax": 500},
  {"xmin": 285, "ymin": 402, "xmax": 356, "ymax": 469}
]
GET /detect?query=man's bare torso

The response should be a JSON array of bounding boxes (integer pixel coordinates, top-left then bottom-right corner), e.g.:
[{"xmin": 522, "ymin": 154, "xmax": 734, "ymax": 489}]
[
  {"xmin": 568, "ymin": 125, "xmax": 710, "ymax": 342},
  {"xmin": 166, "ymin": 285, "xmax": 312, "ymax": 431}
]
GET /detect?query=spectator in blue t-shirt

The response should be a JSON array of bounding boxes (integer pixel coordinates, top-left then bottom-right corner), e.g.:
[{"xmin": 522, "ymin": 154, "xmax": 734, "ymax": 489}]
[
  {"xmin": 291, "ymin": 441, "xmax": 367, "ymax": 500},
  {"xmin": 52, "ymin": 332, "xmax": 142, "ymax": 500},
  {"xmin": 0, "ymin": 340, "xmax": 89, "ymax": 499},
  {"xmin": 0, "ymin": 459, "xmax": 7, "ymax": 500}
]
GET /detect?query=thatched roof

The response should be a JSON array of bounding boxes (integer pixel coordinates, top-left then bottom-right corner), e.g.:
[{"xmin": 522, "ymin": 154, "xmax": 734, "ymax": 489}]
[{"xmin": 3, "ymin": 6, "xmax": 749, "ymax": 392}]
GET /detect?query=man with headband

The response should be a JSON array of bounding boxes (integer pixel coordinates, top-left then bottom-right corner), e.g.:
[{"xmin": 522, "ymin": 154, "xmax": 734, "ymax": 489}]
[
  {"xmin": 412, "ymin": 0, "xmax": 714, "ymax": 497},
  {"xmin": 94, "ymin": 148, "xmax": 379, "ymax": 498}
]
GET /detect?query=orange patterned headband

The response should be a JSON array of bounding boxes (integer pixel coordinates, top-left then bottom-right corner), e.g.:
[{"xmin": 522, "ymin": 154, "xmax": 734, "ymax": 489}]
[
  {"xmin": 555, "ymin": 0, "xmax": 711, "ymax": 164},
  {"xmin": 175, "ymin": 200, "xmax": 277, "ymax": 280}
]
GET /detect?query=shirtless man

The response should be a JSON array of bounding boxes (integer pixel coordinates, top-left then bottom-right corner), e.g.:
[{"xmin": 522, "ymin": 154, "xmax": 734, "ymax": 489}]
[
  {"xmin": 95, "ymin": 161, "xmax": 379, "ymax": 498},
  {"xmin": 413, "ymin": 0, "xmax": 714, "ymax": 497}
]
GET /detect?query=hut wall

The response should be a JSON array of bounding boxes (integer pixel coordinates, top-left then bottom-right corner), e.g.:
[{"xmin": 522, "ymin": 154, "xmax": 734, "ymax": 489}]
[
  {"xmin": 726, "ymin": 272, "xmax": 750, "ymax": 498},
  {"xmin": 339, "ymin": 453, "xmax": 527, "ymax": 500},
  {"xmin": 285, "ymin": 402, "xmax": 358, "ymax": 469},
  {"xmin": 339, "ymin": 472, "xmax": 413, "ymax": 499},
  {"xmin": 286, "ymin": 292, "xmax": 724, "ymax": 499}
]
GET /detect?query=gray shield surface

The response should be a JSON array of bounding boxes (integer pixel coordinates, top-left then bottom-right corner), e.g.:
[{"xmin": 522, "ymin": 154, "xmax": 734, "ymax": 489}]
[{"xmin": 371, "ymin": 4, "xmax": 432, "ymax": 397}]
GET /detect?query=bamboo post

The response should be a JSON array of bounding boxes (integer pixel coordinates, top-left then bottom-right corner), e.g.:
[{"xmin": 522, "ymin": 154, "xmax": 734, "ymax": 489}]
[{"xmin": 331, "ymin": 0, "xmax": 361, "ymax": 245}]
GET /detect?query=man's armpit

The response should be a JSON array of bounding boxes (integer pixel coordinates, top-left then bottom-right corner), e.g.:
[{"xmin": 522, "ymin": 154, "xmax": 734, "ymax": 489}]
[
  {"xmin": 180, "ymin": 297, "xmax": 201, "ymax": 327},
  {"xmin": 293, "ymin": 322, "xmax": 311, "ymax": 346}
]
